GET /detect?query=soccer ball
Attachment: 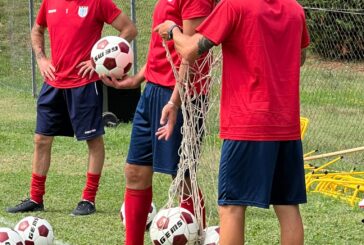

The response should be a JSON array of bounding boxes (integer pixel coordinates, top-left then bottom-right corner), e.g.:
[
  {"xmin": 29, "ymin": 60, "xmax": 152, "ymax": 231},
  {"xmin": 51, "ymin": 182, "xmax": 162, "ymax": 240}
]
[
  {"xmin": 91, "ymin": 36, "xmax": 133, "ymax": 79},
  {"xmin": 14, "ymin": 216, "xmax": 54, "ymax": 245},
  {"xmin": 359, "ymin": 198, "xmax": 364, "ymax": 208},
  {"xmin": 0, "ymin": 227, "xmax": 24, "ymax": 245},
  {"xmin": 120, "ymin": 202, "xmax": 157, "ymax": 230},
  {"xmin": 149, "ymin": 207, "xmax": 199, "ymax": 245},
  {"xmin": 202, "ymin": 226, "xmax": 220, "ymax": 245}
]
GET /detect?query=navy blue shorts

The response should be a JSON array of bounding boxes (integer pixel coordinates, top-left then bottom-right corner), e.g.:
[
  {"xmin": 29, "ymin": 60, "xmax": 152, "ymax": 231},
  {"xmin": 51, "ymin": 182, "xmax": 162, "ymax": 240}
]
[
  {"xmin": 127, "ymin": 82, "xmax": 183, "ymax": 175},
  {"xmin": 218, "ymin": 140, "xmax": 307, "ymax": 208},
  {"xmin": 36, "ymin": 82, "xmax": 104, "ymax": 140}
]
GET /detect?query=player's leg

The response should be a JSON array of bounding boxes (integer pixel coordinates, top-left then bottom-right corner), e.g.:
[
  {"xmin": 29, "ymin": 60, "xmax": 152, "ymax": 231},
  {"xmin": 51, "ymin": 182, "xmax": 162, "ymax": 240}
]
[
  {"xmin": 30, "ymin": 134, "xmax": 53, "ymax": 204},
  {"xmin": 123, "ymin": 83, "xmax": 156, "ymax": 245},
  {"xmin": 74, "ymin": 135, "xmax": 105, "ymax": 215},
  {"xmin": 67, "ymin": 81, "xmax": 105, "ymax": 215},
  {"xmin": 217, "ymin": 140, "xmax": 281, "ymax": 244},
  {"xmin": 124, "ymin": 164, "xmax": 153, "ymax": 245},
  {"xmin": 270, "ymin": 140, "xmax": 306, "ymax": 245},
  {"xmin": 273, "ymin": 205, "xmax": 304, "ymax": 245},
  {"xmin": 219, "ymin": 205, "xmax": 246, "ymax": 245},
  {"xmin": 7, "ymin": 83, "xmax": 73, "ymax": 213}
]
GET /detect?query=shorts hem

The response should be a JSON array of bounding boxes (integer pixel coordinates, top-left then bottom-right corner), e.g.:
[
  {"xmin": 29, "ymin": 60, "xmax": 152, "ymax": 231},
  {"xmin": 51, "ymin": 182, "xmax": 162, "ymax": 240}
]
[
  {"xmin": 218, "ymin": 200, "xmax": 269, "ymax": 209},
  {"xmin": 270, "ymin": 199, "xmax": 307, "ymax": 205},
  {"xmin": 77, "ymin": 132, "xmax": 104, "ymax": 141},
  {"xmin": 127, "ymin": 159, "xmax": 152, "ymax": 166},
  {"xmin": 153, "ymin": 167, "xmax": 177, "ymax": 175},
  {"xmin": 35, "ymin": 131, "xmax": 74, "ymax": 137}
]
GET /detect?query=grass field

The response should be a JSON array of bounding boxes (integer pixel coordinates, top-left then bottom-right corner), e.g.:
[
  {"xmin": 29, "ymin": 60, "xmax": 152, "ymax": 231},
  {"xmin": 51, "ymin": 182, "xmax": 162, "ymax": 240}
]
[
  {"xmin": 1, "ymin": 0, "xmax": 364, "ymax": 244},
  {"xmin": 1, "ymin": 85, "xmax": 364, "ymax": 245}
]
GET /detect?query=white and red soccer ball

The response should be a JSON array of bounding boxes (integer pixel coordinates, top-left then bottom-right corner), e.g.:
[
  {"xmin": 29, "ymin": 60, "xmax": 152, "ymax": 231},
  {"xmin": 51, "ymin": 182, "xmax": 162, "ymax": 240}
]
[
  {"xmin": 149, "ymin": 207, "xmax": 199, "ymax": 245},
  {"xmin": 14, "ymin": 216, "xmax": 54, "ymax": 245},
  {"xmin": 0, "ymin": 227, "xmax": 24, "ymax": 245},
  {"xmin": 91, "ymin": 36, "xmax": 134, "ymax": 79},
  {"xmin": 120, "ymin": 202, "xmax": 157, "ymax": 230},
  {"xmin": 202, "ymin": 226, "xmax": 220, "ymax": 245},
  {"xmin": 359, "ymin": 198, "xmax": 364, "ymax": 209}
]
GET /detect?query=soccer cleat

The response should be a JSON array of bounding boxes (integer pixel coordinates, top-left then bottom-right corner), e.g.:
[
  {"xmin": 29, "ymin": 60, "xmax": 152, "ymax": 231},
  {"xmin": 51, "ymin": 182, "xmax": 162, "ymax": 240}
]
[
  {"xmin": 71, "ymin": 200, "xmax": 96, "ymax": 216},
  {"xmin": 6, "ymin": 198, "xmax": 44, "ymax": 213}
]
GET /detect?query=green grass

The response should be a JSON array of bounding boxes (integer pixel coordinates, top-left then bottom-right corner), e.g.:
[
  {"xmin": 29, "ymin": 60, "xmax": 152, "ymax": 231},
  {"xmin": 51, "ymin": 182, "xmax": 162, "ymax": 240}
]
[{"xmin": 1, "ymin": 83, "xmax": 364, "ymax": 245}]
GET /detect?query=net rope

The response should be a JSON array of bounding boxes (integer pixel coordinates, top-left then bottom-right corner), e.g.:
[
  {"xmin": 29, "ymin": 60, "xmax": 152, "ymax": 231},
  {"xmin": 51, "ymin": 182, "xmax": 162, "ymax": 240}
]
[{"xmin": 162, "ymin": 40, "xmax": 221, "ymax": 240}]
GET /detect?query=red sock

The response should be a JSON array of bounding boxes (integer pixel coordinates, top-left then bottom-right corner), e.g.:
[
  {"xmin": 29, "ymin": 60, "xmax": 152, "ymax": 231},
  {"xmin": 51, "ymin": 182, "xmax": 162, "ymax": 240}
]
[
  {"xmin": 180, "ymin": 188, "xmax": 206, "ymax": 228},
  {"xmin": 82, "ymin": 172, "xmax": 101, "ymax": 203},
  {"xmin": 30, "ymin": 173, "xmax": 46, "ymax": 204},
  {"xmin": 124, "ymin": 186, "xmax": 152, "ymax": 245}
]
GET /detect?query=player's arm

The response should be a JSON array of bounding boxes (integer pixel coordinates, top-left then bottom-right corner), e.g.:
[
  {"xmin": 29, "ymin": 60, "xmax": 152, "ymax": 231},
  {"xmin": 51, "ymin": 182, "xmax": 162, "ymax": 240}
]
[
  {"xmin": 301, "ymin": 48, "xmax": 307, "ymax": 66},
  {"xmin": 101, "ymin": 63, "xmax": 146, "ymax": 89},
  {"xmin": 170, "ymin": 17, "xmax": 206, "ymax": 107},
  {"xmin": 111, "ymin": 12, "xmax": 137, "ymax": 43},
  {"xmin": 31, "ymin": 23, "xmax": 55, "ymax": 81},
  {"xmin": 156, "ymin": 17, "xmax": 207, "ymax": 141},
  {"xmin": 154, "ymin": 21, "xmax": 215, "ymax": 64}
]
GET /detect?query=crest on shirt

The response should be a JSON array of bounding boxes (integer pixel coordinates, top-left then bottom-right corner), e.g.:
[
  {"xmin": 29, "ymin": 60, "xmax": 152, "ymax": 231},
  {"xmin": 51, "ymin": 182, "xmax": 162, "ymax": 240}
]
[{"xmin": 78, "ymin": 6, "xmax": 88, "ymax": 18}]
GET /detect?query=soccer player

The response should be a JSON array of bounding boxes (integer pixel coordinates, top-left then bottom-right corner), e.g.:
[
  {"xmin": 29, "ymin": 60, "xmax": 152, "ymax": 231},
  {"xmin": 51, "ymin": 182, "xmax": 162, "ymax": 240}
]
[
  {"xmin": 6, "ymin": 0, "xmax": 137, "ymax": 216},
  {"xmin": 155, "ymin": 0, "xmax": 310, "ymax": 244},
  {"xmin": 101, "ymin": 0, "xmax": 215, "ymax": 244}
]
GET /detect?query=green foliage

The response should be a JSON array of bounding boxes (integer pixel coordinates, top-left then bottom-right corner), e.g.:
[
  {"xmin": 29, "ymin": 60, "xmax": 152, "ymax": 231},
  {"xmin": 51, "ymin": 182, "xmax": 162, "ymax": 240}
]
[{"xmin": 299, "ymin": 0, "xmax": 364, "ymax": 60}]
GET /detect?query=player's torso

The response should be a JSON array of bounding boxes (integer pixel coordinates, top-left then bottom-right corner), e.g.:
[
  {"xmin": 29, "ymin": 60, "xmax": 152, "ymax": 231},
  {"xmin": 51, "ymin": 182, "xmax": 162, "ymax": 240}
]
[
  {"xmin": 42, "ymin": 0, "xmax": 104, "ymax": 87},
  {"xmin": 145, "ymin": 0, "xmax": 214, "ymax": 88},
  {"xmin": 45, "ymin": 0, "xmax": 103, "ymax": 37},
  {"xmin": 220, "ymin": 0, "xmax": 305, "ymax": 140},
  {"xmin": 145, "ymin": 0, "xmax": 184, "ymax": 88}
]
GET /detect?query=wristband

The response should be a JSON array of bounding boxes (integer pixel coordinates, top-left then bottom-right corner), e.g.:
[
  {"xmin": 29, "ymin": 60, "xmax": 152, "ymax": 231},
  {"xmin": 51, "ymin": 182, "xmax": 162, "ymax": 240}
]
[{"xmin": 167, "ymin": 24, "xmax": 181, "ymax": 40}]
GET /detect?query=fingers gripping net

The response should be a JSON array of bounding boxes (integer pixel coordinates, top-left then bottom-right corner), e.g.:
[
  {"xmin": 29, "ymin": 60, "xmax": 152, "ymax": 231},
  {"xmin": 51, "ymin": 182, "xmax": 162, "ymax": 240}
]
[{"xmin": 162, "ymin": 41, "xmax": 221, "ymax": 235}]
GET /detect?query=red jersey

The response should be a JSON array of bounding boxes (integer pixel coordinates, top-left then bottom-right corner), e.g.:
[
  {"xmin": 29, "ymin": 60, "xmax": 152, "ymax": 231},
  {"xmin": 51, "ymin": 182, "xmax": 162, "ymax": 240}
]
[
  {"xmin": 144, "ymin": 0, "xmax": 214, "ymax": 89},
  {"xmin": 196, "ymin": 0, "xmax": 310, "ymax": 141},
  {"xmin": 36, "ymin": 0, "xmax": 121, "ymax": 88}
]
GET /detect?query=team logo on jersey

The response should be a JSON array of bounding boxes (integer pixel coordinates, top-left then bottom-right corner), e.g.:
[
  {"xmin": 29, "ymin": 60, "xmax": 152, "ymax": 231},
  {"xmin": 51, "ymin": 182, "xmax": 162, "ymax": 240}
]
[{"xmin": 78, "ymin": 6, "xmax": 88, "ymax": 18}]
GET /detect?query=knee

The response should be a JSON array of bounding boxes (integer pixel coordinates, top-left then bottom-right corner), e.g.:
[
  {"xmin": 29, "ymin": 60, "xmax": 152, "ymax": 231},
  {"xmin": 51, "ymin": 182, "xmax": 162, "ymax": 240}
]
[
  {"xmin": 33, "ymin": 134, "xmax": 53, "ymax": 149},
  {"xmin": 124, "ymin": 164, "xmax": 152, "ymax": 188},
  {"xmin": 219, "ymin": 205, "xmax": 245, "ymax": 218},
  {"xmin": 87, "ymin": 136, "xmax": 104, "ymax": 149}
]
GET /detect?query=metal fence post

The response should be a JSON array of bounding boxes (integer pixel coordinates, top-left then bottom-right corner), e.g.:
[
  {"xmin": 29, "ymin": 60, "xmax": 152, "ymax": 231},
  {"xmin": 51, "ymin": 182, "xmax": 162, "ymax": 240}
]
[
  {"xmin": 29, "ymin": 0, "xmax": 37, "ymax": 98},
  {"xmin": 130, "ymin": 0, "xmax": 137, "ymax": 75}
]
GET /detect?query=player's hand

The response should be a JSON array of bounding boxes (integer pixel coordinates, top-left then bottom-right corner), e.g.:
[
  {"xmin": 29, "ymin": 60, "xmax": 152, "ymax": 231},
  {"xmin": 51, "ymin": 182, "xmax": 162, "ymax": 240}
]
[
  {"xmin": 37, "ymin": 57, "xmax": 56, "ymax": 81},
  {"xmin": 100, "ymin": 73, "xmax": 141, "ymax": 89},
  {"xmin": 154, "ymin": 20, "xmax": 176, "ymax": 40},
  {"xmin": 156, "ymin": 102, "xmax": 179, "ymax": 141},
  {"xmin": 77, "ymin": 60, "xmax": 95, "ymax": 79}
]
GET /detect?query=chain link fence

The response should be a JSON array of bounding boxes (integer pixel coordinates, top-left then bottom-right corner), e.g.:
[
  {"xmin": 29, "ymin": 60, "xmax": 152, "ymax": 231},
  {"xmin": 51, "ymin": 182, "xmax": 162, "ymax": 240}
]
[{"xmin": 298, "ymin": 1, "xmax": 364, "ymax": 168}]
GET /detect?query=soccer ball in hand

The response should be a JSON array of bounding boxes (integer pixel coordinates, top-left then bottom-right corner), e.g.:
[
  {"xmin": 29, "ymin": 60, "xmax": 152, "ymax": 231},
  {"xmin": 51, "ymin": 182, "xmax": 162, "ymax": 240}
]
[
  {"xmin": 120, "ymin": 202, "xmax": 157, "ymax": 230},
  {"xmin": 91, "ymin": 36, "xmax": 133, "ymax": 79},
  {"xmin": 14, "ymin": 216, "xmax": 54, "ymax": 245},
  {"xmin": 149, "ymin": 207, "xmax": 199, "ymax": 245},
  {"xmin": 0, "ymin": 227, "xmax": 24, "ymax": 245},
  {"xmin": 202, "ymin": 226, "xmax": 220, "ymax": 245}
]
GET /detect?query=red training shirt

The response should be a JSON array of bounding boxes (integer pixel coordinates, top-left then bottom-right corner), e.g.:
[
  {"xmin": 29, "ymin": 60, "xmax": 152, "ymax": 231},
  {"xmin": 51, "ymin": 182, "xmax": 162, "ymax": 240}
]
[
  {"xmin": 36, "ymin": 0, "xmax": 121, "ymax": 88},
  {"xmin": 144, "ymin": 0, "xmax": 214, "ymax": 89},
  {"xmin": 196, "ymin": 0, "xmax": 310, "ymax": 141}
]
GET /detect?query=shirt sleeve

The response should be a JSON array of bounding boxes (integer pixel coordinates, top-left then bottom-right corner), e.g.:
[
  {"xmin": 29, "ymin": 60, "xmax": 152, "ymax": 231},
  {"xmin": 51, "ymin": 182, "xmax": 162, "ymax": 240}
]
[
  {"xmin": 196, "ymin": 0, "xmax": 237, "ymax": 45},
  {"xmin": 301, "ymin": 13, "xmax": 310, "ymax": 48},
  {"xmin": 180, "ymin": 0, "xmax": 213, "ymax": 20},
  {"xmin": 98, "ymin": 0, "xmax": 122, "ymax": 24},
  {"xmin": 35, "ymin": 0, "xmax": 48, "ymax": 27}
]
